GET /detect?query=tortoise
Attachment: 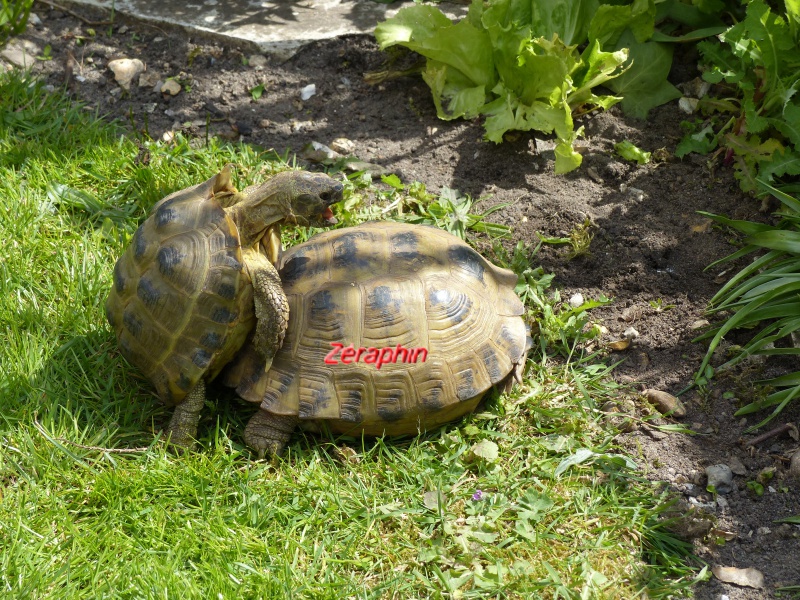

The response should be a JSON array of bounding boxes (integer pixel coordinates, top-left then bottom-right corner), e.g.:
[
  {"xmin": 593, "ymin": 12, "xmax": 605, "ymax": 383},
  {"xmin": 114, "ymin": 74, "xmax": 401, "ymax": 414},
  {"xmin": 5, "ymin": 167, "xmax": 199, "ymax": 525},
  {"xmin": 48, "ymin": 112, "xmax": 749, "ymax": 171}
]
[
  {"xmin": 105, "ymin": 165, "xmax": 343, "ymax": 447},
  {"xmin": 222, "ymin": 220, "xmax": 531, "ymax": 456}
]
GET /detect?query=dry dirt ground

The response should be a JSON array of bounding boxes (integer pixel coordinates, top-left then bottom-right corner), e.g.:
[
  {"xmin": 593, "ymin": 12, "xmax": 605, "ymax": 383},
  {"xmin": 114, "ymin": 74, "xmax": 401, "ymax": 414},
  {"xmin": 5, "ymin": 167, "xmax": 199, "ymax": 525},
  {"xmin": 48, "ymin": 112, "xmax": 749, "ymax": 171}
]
[{"xmin": 7, "ymin": 3, "xmax": 800, "ymax": 598}]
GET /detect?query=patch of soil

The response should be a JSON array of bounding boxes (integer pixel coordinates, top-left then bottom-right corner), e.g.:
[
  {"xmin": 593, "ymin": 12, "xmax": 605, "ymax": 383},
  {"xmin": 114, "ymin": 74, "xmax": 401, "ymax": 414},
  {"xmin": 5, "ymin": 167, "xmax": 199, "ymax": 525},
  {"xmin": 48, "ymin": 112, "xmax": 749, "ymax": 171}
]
[{"xmin": 10, "ymin": 4, "xmax": 800, "ymax": 597}]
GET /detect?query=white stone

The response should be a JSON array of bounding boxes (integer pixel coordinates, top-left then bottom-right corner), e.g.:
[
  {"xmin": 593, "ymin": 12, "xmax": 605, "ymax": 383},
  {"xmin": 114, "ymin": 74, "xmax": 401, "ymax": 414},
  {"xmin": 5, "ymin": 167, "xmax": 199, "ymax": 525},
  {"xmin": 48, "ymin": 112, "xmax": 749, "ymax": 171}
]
[
  {"xmin": 1, "ymin": 43, "xmax": 38, "ymax": 68},
  {"xmin": 160, "ymin": 79, "xmax": 182, "ymax": 96},
  {"xmin": 330, "ymin": 137, "xmax": 355, "ymax": 154},
  {"xmin": 108, "ymin": 58, "xmax": 145, "ymax": 91},
  {"xmin": 679, "ymin": 97, "xmax": 699, "ymax": 114},
  {"xmin": 300, "ymin": 83, "xmax": 316, "ymax": 100}
]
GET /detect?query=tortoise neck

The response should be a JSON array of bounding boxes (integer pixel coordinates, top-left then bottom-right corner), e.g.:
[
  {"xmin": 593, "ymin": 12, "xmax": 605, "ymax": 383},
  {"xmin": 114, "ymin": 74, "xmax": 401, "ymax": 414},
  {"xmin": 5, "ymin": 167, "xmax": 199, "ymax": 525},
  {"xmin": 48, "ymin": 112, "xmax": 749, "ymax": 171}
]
[{"xmin": 227, "ymin": 180, "xmax": 291, "ymax": 247}]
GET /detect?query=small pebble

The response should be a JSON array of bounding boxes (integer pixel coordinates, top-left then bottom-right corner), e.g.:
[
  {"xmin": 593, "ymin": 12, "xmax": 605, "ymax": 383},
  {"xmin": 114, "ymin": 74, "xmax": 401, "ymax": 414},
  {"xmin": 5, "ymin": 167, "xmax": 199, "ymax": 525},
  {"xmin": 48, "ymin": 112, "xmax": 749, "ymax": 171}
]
[
  {"xmin": 679, "ymin": 97, "xmax": 699, "ymax": 114},
  {"xmin": 789, "ymin": 451, "xmax": 800, "ymax": 479},
  {"xmin": 628, "ymin": 187, "xmax": 645, "ymax": 201},
  {"xmin": 587, "ymin": 166, "xmax": 603, "ymax": 183},
  {"xmin": 705, "ymin": 464, "xmax": 734, "ymax": 495},
  {"xmin": 728, "ymin": 455, "xmax": 747, "ymax": 476},
  {"xmin": 300, "ymin": 83, "xmax": 316, "ymax": 100},
  {"xmin": 161, "ymin": 79, "xmax": 181, "ymax": 96},
  {"xmin": 623, "ymin": 326, "xmax": 639, "ymax": 340},
  {"xmin": 248, "ymin": 54, "xmax": 268, "ymax": 69},
  {"xmin": 107, "ymin": 57, "xmax": 144, "ymax": 91},
  {"xmin": 568, "ymin": 293, "xmax": 584, "ymax": 308},
  {"xmin": 330, "ymin": 137, "xmax": 355, "ymax": 154}
]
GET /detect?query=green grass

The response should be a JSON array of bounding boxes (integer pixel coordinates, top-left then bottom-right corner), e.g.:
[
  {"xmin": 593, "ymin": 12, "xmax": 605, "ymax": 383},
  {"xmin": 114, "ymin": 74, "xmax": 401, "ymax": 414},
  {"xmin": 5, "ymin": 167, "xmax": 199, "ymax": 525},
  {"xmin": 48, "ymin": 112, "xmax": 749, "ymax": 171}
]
[{"xmin": 0, "ymin": 71, "xmax": 703, "ymax": 599}]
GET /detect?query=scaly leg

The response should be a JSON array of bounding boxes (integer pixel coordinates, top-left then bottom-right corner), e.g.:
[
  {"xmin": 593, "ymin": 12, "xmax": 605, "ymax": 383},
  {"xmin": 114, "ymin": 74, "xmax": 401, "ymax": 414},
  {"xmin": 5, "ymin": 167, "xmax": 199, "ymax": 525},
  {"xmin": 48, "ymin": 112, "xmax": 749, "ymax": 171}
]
[
  {"xmin": 166, "ymin": 379, "xmax": 205, "ymax": 449},
  {"xmin": 244, "ymin": 410, "xmax": 299, "ymax": 458},
  {"xmin": 244, "ymin": 249, "xmax": 289, "ymax": 372}
]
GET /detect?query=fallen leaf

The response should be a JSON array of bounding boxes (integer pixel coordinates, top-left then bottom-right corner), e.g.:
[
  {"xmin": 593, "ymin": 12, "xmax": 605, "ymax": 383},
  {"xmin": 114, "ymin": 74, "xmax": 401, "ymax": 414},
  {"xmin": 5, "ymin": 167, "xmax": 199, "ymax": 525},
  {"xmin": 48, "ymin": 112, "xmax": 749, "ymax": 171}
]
[
  {"xmin": 608, "ymin": 339, "xmax": 630, "ymax": 351},
  {"xmin": 332, "ymin": 445, "xmax": 359, "ymax": 465},
  {"xmin": 643, "ymin": 389, "xmax": 686, "ymax": 417},
  {"xmin": 691, "ymin": 219, "xmax": 712, "ymax": 233},
  {"xmin": 710, "ymin": 528, "xmax": 737, "ymax": 541},
  {"xmin": 468, "ymin": 440, "xmax": 499, "ymax": 463},
  {"xmin": 423, "ymin": 490, "xmax": 445, "ymax": 510}
]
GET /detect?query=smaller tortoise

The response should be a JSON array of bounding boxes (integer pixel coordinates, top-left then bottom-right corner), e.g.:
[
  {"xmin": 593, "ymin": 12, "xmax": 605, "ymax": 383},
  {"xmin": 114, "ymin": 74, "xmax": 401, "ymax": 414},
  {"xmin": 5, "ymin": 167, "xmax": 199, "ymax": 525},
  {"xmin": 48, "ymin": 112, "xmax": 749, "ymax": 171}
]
[
  {"xmin": 223, "ymin": 221, "xmax": 531, "ymax": 456},
  {"xmin": 106, "ymin": 165, "xmax": 343, "ymax": 447}
]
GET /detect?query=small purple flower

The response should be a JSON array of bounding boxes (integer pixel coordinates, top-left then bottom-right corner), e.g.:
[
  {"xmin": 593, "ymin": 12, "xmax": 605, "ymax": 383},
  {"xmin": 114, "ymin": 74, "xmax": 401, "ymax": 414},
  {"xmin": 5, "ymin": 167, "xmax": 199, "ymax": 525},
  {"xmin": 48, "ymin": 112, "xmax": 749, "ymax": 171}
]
[{"xmin": 472, "ymin": 489, "xmax": 483, "ymax": 501}]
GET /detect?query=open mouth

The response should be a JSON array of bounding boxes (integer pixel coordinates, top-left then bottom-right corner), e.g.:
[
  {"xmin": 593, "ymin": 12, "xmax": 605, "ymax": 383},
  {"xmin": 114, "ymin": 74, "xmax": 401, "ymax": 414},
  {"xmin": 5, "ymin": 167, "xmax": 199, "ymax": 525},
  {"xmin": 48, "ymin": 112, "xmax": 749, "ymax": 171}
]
[{"xmin": 321, "ymin": 206, "xmax": 337, "ymax": 225}]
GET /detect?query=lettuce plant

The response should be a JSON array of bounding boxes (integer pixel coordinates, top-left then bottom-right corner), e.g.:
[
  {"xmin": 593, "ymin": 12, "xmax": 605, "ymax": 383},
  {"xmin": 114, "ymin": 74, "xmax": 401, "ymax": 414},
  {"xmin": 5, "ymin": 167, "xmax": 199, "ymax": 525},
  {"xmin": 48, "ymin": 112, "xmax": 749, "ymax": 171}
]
[
  {"xmin": 375, "ymin": 0, "xmax": 721, "ymax": 174},
  {"xmin": 376, "ymin": 0, "xmax": 629, "ymax": 173}
]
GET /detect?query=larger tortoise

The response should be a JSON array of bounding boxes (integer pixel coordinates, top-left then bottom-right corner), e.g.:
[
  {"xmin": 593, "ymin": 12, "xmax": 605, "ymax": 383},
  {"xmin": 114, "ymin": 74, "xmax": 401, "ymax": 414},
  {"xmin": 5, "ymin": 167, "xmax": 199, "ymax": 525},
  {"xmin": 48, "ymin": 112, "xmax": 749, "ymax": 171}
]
[
  {"xmin": 106, "ymin": 165, "xmax": 342, "ymax": 446},
  {"xmin": 223, "ymin": 221, "xmax": 531, "ymax": 456}
]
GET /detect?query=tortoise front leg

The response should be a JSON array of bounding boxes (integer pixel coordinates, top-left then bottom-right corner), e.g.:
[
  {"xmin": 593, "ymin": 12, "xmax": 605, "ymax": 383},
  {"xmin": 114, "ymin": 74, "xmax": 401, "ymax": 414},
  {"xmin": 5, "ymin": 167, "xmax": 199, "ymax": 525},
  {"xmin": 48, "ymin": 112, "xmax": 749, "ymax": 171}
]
[
  {"xmin": 244, "ymin": 410, "xmax": 299, "ymax": 458},
  {"xmin": 166, "ymin": 379, "xmax": 206, "ymax": 449},
  {"xmin": 243, "ymin": 249, "xmax": 289, "ymax": 372}
]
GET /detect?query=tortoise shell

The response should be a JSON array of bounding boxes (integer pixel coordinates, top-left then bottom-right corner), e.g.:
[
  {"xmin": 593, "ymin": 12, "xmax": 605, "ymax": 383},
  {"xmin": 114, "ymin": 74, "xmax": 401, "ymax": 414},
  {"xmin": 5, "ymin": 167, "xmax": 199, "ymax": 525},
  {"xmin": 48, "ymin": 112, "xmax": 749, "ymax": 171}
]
[
  {"xmin": 106, "ymin": 170, "xmax": 255, "ymax": 406},
  {"xmin": 228, "ymin": 221, "xmax": 529, "ymax": 436}
]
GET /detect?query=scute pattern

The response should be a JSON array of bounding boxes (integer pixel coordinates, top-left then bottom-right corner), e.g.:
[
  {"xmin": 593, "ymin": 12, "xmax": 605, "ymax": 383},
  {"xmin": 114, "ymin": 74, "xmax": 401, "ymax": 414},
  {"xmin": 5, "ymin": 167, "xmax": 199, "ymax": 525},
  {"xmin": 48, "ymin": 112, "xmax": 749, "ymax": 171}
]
[
  {"xmin": 106, "ymin": 171, "xmax": 253, "ymax": 405},
  {"xmin": 229, "ymin": 221, "xmax": 530, "ymax": 435}
]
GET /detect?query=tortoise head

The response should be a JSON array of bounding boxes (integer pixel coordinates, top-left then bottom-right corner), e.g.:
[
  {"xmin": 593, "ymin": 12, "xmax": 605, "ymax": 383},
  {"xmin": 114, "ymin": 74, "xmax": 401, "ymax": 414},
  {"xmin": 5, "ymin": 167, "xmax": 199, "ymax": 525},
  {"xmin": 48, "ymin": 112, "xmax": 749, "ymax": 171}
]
[{"xmin": 231, "ymin": 170, "xmax": 343, "ymax": 246}]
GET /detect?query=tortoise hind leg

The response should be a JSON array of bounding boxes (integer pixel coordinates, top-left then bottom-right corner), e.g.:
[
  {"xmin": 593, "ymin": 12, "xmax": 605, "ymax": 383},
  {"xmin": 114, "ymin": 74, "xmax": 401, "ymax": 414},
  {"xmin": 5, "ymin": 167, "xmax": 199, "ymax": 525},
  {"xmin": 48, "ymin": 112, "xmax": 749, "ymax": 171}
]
[
  {"xmin": 244, "ymin": 410, "xmax": 298, "ymax": 458},
  {"xmin": 166, "ymin": 379, "xmax": 206, "ymax": 449}
]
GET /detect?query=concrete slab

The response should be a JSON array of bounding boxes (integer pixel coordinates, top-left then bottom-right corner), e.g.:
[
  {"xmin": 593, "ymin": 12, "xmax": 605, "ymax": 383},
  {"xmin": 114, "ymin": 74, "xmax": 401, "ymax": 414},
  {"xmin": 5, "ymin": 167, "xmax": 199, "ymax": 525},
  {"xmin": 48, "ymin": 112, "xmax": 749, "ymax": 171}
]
[{"xmin": 68, "ymin": 0, "xmax": 467, "ymax": 56}]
